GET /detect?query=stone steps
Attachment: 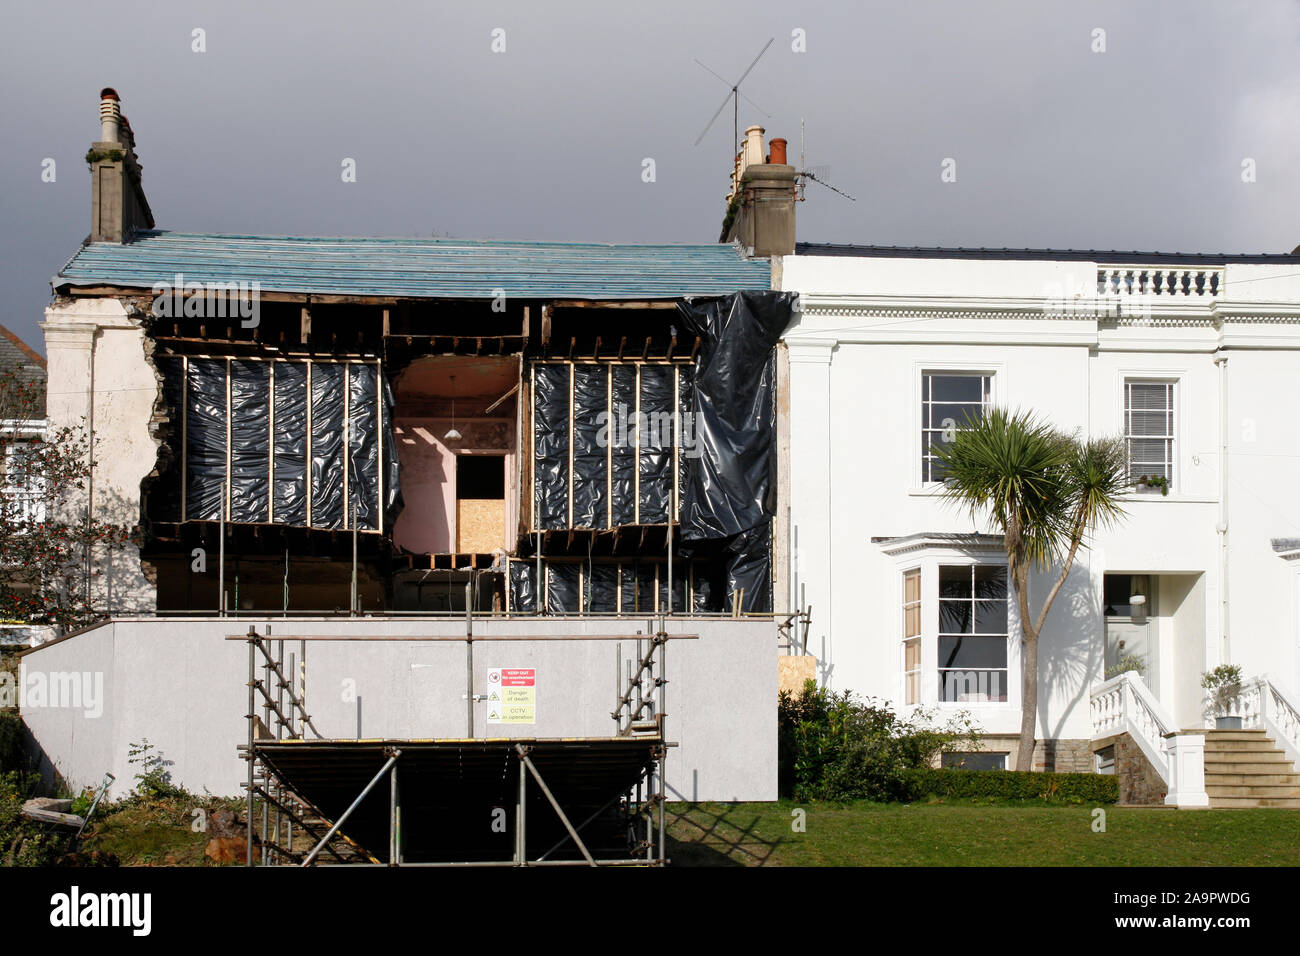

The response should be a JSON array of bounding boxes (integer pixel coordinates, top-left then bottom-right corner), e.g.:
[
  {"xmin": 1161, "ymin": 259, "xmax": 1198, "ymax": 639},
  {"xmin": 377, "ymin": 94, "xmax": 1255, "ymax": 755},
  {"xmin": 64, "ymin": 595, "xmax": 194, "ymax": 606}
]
[
  {"xmin": 1205, "ymin": 795, "xmax": 1300, "ymax": 809},
  {"xmin": 1203, "ymin": 730, "xmax": 1300, "ymax": 809}
]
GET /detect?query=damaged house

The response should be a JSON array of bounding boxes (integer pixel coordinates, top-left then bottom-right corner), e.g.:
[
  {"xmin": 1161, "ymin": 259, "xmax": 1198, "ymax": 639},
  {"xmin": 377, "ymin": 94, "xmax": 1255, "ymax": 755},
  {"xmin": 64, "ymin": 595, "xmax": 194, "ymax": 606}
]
[
  {"xmin": 45, "ymin": 90, "xmax": 793, "ymax": 622},
  {"xmin": 24, "ymin": 90, "xmax": 797, "ymax": 812}
]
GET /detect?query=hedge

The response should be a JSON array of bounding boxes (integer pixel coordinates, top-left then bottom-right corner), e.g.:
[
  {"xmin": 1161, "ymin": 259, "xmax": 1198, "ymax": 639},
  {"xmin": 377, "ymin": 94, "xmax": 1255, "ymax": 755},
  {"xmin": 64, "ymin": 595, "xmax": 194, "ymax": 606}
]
[
  {"xmin": 904, "ymin": 767, "xmax": 1118, "ymax": 804},
  {"xmin": 0, "ymin": 712, "xmax": 24, "ymax": 774}
]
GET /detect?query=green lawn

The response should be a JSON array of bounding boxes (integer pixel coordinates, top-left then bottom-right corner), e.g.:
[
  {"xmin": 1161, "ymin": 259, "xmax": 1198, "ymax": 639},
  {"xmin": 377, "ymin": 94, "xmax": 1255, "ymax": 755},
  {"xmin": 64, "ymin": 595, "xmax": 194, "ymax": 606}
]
[{"xmin": 667, "ymin": 799, "xmax": 1300, "ymax": 866}]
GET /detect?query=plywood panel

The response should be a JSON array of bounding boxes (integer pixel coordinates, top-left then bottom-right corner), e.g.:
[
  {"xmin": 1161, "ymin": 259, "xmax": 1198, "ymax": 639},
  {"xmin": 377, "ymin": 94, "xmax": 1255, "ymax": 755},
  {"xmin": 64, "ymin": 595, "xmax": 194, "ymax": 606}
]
[
  {"xmin": 777, "ymin": 656, "xmax": 818, "ymax": 696},
  {"xmin": 457, "ymin": 498, "xmax": 506, "ymax": 553}
]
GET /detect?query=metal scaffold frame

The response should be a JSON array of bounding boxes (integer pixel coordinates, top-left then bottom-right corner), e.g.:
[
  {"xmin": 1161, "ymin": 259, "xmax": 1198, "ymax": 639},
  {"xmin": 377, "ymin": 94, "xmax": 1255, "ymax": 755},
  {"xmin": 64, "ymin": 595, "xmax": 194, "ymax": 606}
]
[{"xmin": 236, "ymin": 622, "xmax": 679, "ymax": 866}]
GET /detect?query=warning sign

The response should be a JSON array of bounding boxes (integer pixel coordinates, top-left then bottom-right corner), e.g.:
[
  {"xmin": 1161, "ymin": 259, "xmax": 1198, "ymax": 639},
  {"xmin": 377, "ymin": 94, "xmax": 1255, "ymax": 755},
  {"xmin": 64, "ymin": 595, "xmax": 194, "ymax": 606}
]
[{"xmin": 486, "ymin": 668, "xmax": 535, "ymax": 724}]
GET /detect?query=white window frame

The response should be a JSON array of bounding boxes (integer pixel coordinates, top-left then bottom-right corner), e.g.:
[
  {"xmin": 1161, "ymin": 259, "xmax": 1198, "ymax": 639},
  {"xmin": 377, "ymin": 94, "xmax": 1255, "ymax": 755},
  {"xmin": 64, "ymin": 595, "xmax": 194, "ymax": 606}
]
[
  {"xmin": 1123, "ymin": 377, "xmax": 1177, "ymax": 492},
  {"xmin": 936, "ymin": 562, "xmax": 1010, "ymax": 705},
  {"xmin": 901, "ymin": 567, "xmax": 922, "ymax": 706},
  {"xmin": 914, "ymin": 365, "xmax": 1000, "ymax": 490},
  {"xmin": 885, "ymin": 538, "xmax": 1018, "ymax": 712}
]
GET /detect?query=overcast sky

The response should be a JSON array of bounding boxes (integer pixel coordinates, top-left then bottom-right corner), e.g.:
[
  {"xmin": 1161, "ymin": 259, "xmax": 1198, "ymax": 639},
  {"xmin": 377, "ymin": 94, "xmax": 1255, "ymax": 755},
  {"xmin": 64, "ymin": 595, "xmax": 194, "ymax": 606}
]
[{"xmin": 2, "ymin": 0, "xmax": 1298, "ymax": 352}]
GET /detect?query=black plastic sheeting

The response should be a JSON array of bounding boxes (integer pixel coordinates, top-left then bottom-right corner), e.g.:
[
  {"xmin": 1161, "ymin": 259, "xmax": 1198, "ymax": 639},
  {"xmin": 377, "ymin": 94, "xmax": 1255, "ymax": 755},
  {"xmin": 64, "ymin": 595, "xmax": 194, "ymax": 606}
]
[
  {"xmin": 675, "ymin": 291, "xmax": 793, "ymax": 541},
  {"xmin": 546, "ymin": 562, "xmax": 581, "ymax": 614},
  {"xmin": 508, "ymin": 559, "xmax": 727, "ymax": 614},
  {"xmin": 532, "ymin": 365, "xmax": 570, "ymax": 530},
  {"xmin": 273, "ymin": 363, "xmax": 308, "ymax": 525},
  {"xmin": 587, "ymin": 563, "xmax": 619, "ymax": 613},
  {"xmin": 533, "ymin": 363, "xmax": 684, "ymax": 531},
  {"xmin": 310, "ymin": 363, "xmax": 346, "ymax": 529},
  {"xmin": 609, "ymin": 365, "xmax": 637, "ymax": 527},
  {"xmin": 185, "ymin": 358, "xmax": 228, "ymax": 521},
  {"xmin": 509, "ymin": 560, "xmax": 537, "ymax": 614},
  {"xmin": 510, "ymin": 292, "xmax": 793, "ymax": 615},
  {"xmin": 675, "ymin": 291, "xmax": 794, "ymax": 613},
  {"xmin": 230, "ymin": 360, "xmax": 270, "ymax": 523},
  {"xmin": 637, "ymin": 365, "xmax": 673, "ymax": 525},
  {"xmin": 571, "ymin": 365, "xmax": 607, "ymax": 528},
  {"xmin": 158, "ymin": 358, "xmax": 400, "ymax": 530}
]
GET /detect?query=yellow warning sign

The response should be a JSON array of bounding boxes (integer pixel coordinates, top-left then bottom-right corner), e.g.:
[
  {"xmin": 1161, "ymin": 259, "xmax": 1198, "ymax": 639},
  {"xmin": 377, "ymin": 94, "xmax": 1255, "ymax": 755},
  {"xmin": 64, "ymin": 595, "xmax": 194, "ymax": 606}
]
[{"xmin": 486, "ymin": 668, "xmax": 535, "ymax": 724}]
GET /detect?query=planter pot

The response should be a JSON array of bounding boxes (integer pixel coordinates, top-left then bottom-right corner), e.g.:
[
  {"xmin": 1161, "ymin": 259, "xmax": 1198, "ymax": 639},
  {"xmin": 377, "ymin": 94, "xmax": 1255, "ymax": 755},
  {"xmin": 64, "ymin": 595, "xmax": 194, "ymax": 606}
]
[{"xmin": 1215, "ymin": 716, "xmax": 1243, "ymax": 730}]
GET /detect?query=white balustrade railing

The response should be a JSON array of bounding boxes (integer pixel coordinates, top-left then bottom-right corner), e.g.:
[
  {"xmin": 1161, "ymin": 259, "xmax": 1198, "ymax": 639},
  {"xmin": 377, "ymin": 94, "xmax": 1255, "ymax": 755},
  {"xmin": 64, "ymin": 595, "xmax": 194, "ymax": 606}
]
[
  {"xmin": 1097, "ymin": 266, "xmax": 1224, "ymax": 297},
  {"xmin": 1091, "ymin": 670, "xmax": 1208, "ymax": 806},
  {"xmin": 1238, "ymin": 675, "xmax": 1300, "ymax": 768},
  {"xmin": 1091, "ymin": 670, "xmax": 1175, "ymax": 783}
]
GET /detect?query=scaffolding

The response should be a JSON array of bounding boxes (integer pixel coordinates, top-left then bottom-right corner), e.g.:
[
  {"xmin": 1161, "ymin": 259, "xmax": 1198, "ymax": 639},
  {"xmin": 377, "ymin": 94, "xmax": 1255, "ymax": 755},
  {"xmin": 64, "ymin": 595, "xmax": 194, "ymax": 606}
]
[{"xmin": 236, "ymin": 624, "xmax": 678, "ymax": 866}]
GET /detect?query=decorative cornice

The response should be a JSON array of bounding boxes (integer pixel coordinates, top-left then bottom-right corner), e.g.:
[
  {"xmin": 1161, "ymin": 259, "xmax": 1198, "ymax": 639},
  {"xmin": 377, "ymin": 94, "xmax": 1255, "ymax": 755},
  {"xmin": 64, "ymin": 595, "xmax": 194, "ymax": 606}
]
[{"xmin": 874, "ymin": 532, "xmax": 1005, "ymax": 558}]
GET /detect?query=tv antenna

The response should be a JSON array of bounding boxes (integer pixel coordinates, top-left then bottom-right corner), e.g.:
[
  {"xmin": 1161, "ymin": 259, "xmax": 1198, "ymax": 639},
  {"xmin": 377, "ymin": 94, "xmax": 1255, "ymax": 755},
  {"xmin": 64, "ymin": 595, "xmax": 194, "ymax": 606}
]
[
  {"xmin": 692, "ymin": 38, "xmax": 775, "ymax": 152},
  {"xmin": 796, "ymin": 118, "xmax": 855, "ymax": 202}
]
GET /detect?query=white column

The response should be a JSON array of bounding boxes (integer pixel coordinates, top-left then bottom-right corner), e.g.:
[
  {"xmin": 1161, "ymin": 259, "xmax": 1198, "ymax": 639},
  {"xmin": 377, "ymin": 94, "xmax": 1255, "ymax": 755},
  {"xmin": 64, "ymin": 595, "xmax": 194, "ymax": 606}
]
[
  {"xmin": 1163, "ymin": 732, "xmax": 1210, "ymax": 807},
  {"xmin": 786, "ymin": 337, "xmax": 836, "ymax": 685}
]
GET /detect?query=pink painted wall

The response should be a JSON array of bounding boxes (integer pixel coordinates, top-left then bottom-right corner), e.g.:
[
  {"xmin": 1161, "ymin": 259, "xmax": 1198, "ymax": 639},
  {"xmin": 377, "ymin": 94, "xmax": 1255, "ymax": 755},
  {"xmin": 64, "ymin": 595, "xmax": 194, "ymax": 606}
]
[{"xmin": 392, "ymin": 419, "xmax": 457, "ymax": 554}]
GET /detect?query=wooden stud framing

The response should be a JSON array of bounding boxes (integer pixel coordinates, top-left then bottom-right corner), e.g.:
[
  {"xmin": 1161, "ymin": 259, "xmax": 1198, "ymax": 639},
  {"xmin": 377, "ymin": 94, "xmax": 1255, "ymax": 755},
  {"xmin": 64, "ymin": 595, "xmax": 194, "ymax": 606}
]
[
  {"xmin": 672, "ymin": 365, "xmax": 680, "ymax": 525},
  {"xmin": 342, "ymin": 362, "xmax": 351, "ymax": 531},
  {"xmin": 180, "ymin": 355, "xmax": 189, "ymax": 523},
  {"xmin": 268, "ymin": 361, "xmax": 275, "ymax": 525},
  {"xmin": 633, "ymin": 364, "xmax": 641, "ymax": 526},
  {"xmin": 376, "ymin": 360, "xmax": 385, "ymax": 535},
  {"xmin": 605, "ymin": 365, "xmax": 613, "ymax": 531},
  {"xmin": 567, "ymin": 362, "xmax": 575, "ymax": 528},
  {"xmin": 225, "ymin": 358, "xmax": 233, "ymax": 522},
  {"xmin": 305, "ymin": 360, "xmax": 313, "ymax": 527}
]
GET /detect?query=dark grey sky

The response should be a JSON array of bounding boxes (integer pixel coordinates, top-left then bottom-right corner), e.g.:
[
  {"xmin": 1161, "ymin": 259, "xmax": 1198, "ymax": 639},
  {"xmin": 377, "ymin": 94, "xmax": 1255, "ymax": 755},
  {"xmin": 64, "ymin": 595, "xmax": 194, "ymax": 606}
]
[{"xmin": 3, "ymin": 1, "xmax": 1298, "ymax": 352}]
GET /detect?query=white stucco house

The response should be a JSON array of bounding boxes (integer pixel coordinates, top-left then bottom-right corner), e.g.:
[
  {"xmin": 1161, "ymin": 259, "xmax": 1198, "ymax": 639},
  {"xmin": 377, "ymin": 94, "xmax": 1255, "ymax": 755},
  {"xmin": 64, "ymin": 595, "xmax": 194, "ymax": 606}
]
[{"xmin": 778, "ymin": 244, "xmax": 1300, "ymax": 793}]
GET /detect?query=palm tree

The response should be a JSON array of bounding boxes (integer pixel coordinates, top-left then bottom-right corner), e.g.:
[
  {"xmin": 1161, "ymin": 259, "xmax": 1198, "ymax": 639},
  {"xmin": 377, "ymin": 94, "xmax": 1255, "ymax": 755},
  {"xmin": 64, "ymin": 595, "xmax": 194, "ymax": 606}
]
[{"xmin": 934, "ymin": 407, "xmax": 1130, "ymax": 770}]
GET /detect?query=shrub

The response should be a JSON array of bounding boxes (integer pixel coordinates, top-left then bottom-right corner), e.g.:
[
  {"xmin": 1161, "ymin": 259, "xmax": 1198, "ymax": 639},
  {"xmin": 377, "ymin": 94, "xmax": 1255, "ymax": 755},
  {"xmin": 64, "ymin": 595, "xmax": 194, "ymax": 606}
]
[
  {"xmin": 0, "ymin": 712, "xmax": 25, "ymax": 774},
  {"xmin": 903, "ymin": 767, "xmax": 1118, "ymax": 804},
  {"xmin": 127, "ymin": 739, "xmax": 188, "ymax": 802},
  {"xmin": 0, "ymin": 770, "xmax": 66, "ymax": 866},
  {"xmin": 778, "ymin": 680, "xmax": 981, "ymax": 801}
]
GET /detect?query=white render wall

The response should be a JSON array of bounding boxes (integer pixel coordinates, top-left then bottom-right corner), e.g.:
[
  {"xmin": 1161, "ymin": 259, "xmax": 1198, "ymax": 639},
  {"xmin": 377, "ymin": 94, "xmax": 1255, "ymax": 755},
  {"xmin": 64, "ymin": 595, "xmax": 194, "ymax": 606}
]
[
  {"xmin": 780, "ymin": 254, "xmax": 1300, "ymax": 749},
  {"xmin": 41, "ymin": 297, "xmax": 159, "ymax": 614},
  {"xmin": 19, "ymin": 616, "xmax": 778, "ymax": 802}
]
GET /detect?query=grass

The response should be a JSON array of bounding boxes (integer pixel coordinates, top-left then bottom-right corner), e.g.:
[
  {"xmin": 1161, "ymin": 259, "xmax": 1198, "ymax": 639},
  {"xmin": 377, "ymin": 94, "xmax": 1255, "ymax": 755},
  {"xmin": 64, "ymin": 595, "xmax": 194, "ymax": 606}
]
[
  {"xmin": 667, "ymin": 799, "xmax": 1300, "ymax": 866},
  {"xmin": 72, "ymin": 795, "xmax": 247, "ymax": 866}
]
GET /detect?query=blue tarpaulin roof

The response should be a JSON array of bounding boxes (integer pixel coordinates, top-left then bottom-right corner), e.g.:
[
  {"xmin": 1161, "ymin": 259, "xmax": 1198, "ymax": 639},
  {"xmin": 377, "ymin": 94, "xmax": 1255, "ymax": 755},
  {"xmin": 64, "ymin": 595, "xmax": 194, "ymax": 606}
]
[{"xmin": 55, "ymin": 231, "xmax": 771, "ymax": 299}]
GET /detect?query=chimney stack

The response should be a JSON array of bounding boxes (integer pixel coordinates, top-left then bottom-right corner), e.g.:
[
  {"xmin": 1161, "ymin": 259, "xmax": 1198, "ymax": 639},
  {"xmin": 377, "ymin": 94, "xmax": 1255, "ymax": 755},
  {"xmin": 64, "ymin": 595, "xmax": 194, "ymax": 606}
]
[
  {"xmin": 720, "ymin": 128, "xmax": 796, "ymax": 257},
  {"xmin": 89, "ymin": 87, "xmax": 153, "ymax": 243}
]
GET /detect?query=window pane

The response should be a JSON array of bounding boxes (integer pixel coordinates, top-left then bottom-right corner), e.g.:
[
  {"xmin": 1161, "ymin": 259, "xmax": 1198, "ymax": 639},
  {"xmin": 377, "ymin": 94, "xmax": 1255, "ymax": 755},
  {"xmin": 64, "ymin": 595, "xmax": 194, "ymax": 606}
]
[
  {"xmin": 1128, "ymin": 409, "xmax": 1170, "ymax": 436},
  {"xmin": 929, "ymin": 402, "xmax": 983, "ymax": 430},
  {"xmin": 939, "ymin": 635, "xmax": 1007, "ymax": 669},
  {"xmin": 904, "ymin": 637, "xmax": 920, "ymax": 670},
  {"xmin": 930, "ymin": 375, "xmax": 986, "ymax": 403},
  {"xmin": 1127, "ymin": 382, "xmax": 1169, "ymax": 411},
  {"xmin": 939, "ymin": 600, "xmax": 970, "ymax": 634},
  {"xmin": 1128, "ymin": 437, "xmax": 1170, "ymax": 460},
  {"xmin": 903, "ymin": 569, "xmax": 921, "ymax": 604},
  {"xmin": 973, "ymin": 565, "xmax": 1007, "ymax": 598},
  {"xmin": 974, "ymin": 600, "xmax": 1007, "ymax": 634},
  {"xmin": 939, "ymin": 566, "xmax": 972, "ymax": 598},
  {"xmin": 942, "ymin": 752, "xmax": 1007, "ymax": 771},
  {"xmin": 941, "ymin": 670, "xmax": 1007, "ymax": 702},
  {"xmin": 905, "ymin": 604, "xmax": 921, "ymax": 637}
]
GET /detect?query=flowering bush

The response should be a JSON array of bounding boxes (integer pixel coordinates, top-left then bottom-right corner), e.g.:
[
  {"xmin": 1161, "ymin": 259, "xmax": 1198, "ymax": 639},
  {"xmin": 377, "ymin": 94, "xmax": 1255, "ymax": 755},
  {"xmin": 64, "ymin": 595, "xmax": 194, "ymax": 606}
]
[{"xmin": 1, "ymin": 366, "xmax": 133, "ymax": 632}]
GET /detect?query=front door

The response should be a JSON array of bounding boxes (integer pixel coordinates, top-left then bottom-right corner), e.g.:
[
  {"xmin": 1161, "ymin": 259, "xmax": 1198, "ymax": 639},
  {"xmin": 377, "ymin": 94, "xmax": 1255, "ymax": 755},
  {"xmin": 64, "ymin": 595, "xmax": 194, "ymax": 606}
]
[
  {"xmin": 1104, "ymin": 573, "xmax": 1157, "ymax": 694},
  {"xmin": 1106, "ymin": 618, "xmax": 1157, "ymax": 695}
]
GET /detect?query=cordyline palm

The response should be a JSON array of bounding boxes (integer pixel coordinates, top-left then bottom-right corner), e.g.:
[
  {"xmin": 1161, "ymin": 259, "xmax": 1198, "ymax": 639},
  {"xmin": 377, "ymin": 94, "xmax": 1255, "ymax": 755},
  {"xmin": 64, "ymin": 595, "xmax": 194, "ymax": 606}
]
[{"xmin": 934, "ymin": 407, "xmax": 1129, "ymax": 770}]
